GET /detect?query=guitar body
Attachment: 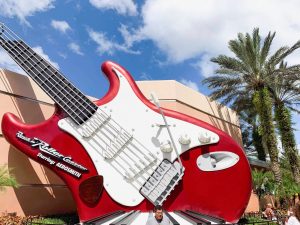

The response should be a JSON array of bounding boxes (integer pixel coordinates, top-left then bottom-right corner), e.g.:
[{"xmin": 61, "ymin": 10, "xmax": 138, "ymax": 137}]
[{"xmin": 1, "ymin": 61, "xmax": 252, "ymax": 223}]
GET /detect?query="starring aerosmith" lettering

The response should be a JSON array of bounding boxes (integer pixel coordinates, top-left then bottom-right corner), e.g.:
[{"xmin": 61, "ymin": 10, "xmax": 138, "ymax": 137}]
[{"xmin": 16, "ymin": 131, "xmax": 88, "ymax": 172}]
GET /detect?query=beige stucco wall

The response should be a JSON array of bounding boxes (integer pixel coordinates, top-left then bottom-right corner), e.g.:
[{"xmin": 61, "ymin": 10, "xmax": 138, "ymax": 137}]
[
  {"xmin": 0, "ymin": 69, "xmax": 250, "ymax": 216},
  {"xmin": 245, "ymin": 191, "xmax": 260, "ymax": 212}
]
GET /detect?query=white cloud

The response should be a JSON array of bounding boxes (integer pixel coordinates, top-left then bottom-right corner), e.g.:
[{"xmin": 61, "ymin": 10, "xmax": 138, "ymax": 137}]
[
  {"xmin": 58, "ymin": 52, "xmax": 67, "ymax": 59},
  {"xmin": 89, "ymin": 0, "xmax": 137, "ymax": 16},
  {"xmin": 118, "ymin": 24, "xmax": 145, "ymax": 48},
  {"xmin": 193, "ymin": 54, "xmax": 218, "ymax": 78},
  {"xmin": 75, "ymin": 2, "xmax": 81, "ymax": 11},
  {"xmin": 139, "ymin": 72, "xmax": 153, "ymax": 80},
  {"xmin": 179, "ymin": 79, "xmax": 199, "ymax": 92},
  {"xmin": 87, "ymin": 29, "xmax": 140, "ymax": 55},
  {"xmin": 88, "ymin": 30, "xmax": 115, "ymax": 55},
  {"xmin": 32, "ymin": 46, "xmax": 59, "ymax": 69},
  {"xmin": 0, "ymin": 0, "xmax": 54, "ymax": 25},
  {"xmin": 51, "ymin": 20, "xmax": 72, "ymax": 33},
  {"xmin": 0, "ymin": 49, "xmax": 25, "ymax": 74},
  {"xmin": 124, "ymin": 0, "xmax": 300, "ymax": 74},
  {"xmin": 68, "ymin": 42, "xmax": 84, "ymax": 55}
]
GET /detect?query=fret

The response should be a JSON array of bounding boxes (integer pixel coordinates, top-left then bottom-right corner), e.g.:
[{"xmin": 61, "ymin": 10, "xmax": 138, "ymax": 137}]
[{"xmin": 0, "ymin": 34, "xmax": 98, "ymax": 124}]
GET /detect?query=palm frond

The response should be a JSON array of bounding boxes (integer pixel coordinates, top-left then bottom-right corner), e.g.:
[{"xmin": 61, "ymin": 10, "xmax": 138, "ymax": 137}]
[
  {"xmin": 267, "ymin": 41, "xmax": 300, "ymax": 68},
  {"xmin": 0, "ymin": 165, "xmax": 18, "ymax": 191},
  {"xmin": 202, "ymin": 74, "xmax": 243, "ymax": 89},
  {"xmin": 211, "ymin": 55, "xmax": 249, "ymax": 73},
  {"xmin": 260, "ymin": 31, "xmax": 276, "ymax": 68},
  {"xmin": 266, "ymin": 46, "xmax": 289, "ymax": 69}
]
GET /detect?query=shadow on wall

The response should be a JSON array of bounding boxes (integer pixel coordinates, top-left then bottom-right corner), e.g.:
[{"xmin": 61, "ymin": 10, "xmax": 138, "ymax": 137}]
[
  {"xmin": 205, "ymin": 96, "xmax": 242, "ymax": 146},
  {"xmin": 3, "ymin": 73, "xmax": 76, "ymax": 215},
  {"xmin": 9, "ymin": 146, "xmax": 76, "ymax": 215}
]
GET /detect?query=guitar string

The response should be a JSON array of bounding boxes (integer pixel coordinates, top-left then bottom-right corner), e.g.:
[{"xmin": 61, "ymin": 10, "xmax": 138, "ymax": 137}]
[
  {"xmin": 91, "ymin": 122, "xmax": 155, "ymax": 181},
  {"xmin": 93, "ymin": 109, "xmax": 157, "ymax": 173},
  {"xmin": 0, "ymin": 25, "xmax": 157, "ymax": 184}
]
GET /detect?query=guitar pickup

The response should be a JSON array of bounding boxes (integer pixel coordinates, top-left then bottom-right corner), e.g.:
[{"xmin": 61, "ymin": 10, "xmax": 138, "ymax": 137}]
[
  {"xmin": 140, "ymin": 159, "xmax": 184, "ymax": 206},
  {"xmin": 105, "ymin": 131, "xmax": 133, "ymax": 159},
  {"xmin": 78, "ymin": 110, "xmax": 111, "ymax": 138}
]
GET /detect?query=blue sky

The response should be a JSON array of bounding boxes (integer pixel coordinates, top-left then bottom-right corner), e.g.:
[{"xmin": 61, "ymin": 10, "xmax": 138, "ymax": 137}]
[{"xmin": 0, "ymin": 0, "xmax": 299, "ymax": 149}]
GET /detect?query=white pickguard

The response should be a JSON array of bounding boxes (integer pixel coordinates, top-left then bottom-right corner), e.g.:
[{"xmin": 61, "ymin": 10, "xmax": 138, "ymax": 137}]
[{"xmin": 58, "ymin": 67, "xmax": 219, "ymax": 206}]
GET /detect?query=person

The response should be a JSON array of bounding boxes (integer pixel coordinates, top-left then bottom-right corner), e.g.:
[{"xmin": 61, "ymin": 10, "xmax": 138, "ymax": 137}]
[
  {"xmin": 285, "ymin": 207, "xmax": 294, "ymax": 225},
  {"xmin": 146, "ymin": 205, "xmax": 171, "ymax": 225},
  {"xmin": 263, "ymin": 203, "xmax": 275, "ymax": 220},
  {"xmin": 288, "ymin": 203, "xmax": 300, "ymax": 225},
  {"xmin": 288, "ymin": 206, "xmax": 294, "ymax": 217}
]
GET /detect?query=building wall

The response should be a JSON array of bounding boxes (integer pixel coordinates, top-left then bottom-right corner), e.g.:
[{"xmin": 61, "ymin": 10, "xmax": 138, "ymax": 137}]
[
  {"xmin": 0, "ymin": 69, "xmax": 253, "ymax": 216},
  {"xmin": 245, "ymin": 191, "xmax": 260, "ymax": 212}
]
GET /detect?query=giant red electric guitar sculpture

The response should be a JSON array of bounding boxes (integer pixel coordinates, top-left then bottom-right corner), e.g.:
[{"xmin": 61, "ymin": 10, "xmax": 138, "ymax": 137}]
[{"xmin": 0, "ymin": 23, "xmax": 251, "ymax": 223}]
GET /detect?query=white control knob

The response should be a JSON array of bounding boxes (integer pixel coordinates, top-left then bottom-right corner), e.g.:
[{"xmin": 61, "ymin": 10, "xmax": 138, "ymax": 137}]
[
  {"xmin": 178, "ymin": 134, "xmax": 191, "ymax": 145},
  {"xmin": 198, "ymin": 132, "xmax": 211, "ymax": 144},
  {"xmin": 160, "ymin": 140, "xmax": 173, "ymax": 153}
]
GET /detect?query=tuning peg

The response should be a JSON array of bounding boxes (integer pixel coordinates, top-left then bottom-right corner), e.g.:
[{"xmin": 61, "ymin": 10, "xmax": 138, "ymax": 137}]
[
  {"xmin": 198, "ymin": 132, "xmax": 211, "ymax": 144},
  {"xmin": 178, "ymin": 133, "xmax": 191, "ymax": 145},
  {"xmin": 160, "ymin": 140, "xmax": 173, "ymax": 153}
]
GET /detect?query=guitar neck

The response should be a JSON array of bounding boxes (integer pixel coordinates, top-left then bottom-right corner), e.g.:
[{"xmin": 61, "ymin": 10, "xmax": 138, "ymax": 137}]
[{"xmin": 0, "ymin": 23, "xmax": 97, "ymax": 124}]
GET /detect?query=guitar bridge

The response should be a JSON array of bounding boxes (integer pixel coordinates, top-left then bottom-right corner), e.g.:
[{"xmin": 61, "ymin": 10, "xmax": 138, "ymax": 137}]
[{"xmin": 140, "ymin": 159, "xmax": 184, "ymax": 206}]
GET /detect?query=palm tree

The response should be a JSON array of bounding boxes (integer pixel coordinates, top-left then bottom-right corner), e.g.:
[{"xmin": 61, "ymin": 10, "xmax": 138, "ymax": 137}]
[
  {"xmin": 269, "ymin": 62, "xmax": 300, "ymax": 184},
  {"xmin": 0, "ymin": 164, "xmax": 18, "ymax": 191},
  {"xmin": 239, "ymin": 108, "xmax": 266, "ymax": 161},
  {"xmin": 203, "ymin": 28, "xmax": 300, "ymax": 184},
  {"xmin": 252, "ymin": 169, "xmax": 275, "ymax": 200},
  {"xmin": 276, "ymin": 168, "xmax": 300, "ymax": 208}
]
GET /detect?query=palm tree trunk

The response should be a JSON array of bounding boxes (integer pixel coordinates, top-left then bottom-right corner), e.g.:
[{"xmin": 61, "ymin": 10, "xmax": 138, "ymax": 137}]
[
  {"xmin": 252, "ymin": 125, "xmax": 266, "ymax": 161},
  {"xmin": 275, "ymin": 103, "xmax": 300, "ymax": 184},
  {"xmin": 253, "ymin": 88, "xmax": 282, "ymax": 183}
]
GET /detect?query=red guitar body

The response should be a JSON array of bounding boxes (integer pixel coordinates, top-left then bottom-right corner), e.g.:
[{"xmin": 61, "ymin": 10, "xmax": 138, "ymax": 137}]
[{"xmin": 2, "ymin": 61, "xmax": 252, "ymax": 223}]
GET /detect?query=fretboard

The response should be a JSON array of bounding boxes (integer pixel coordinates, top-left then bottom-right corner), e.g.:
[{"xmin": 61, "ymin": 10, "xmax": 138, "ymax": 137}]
[{"xmin": 0, "ymin": 29, "xmax": 97, "ymax": 125}]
